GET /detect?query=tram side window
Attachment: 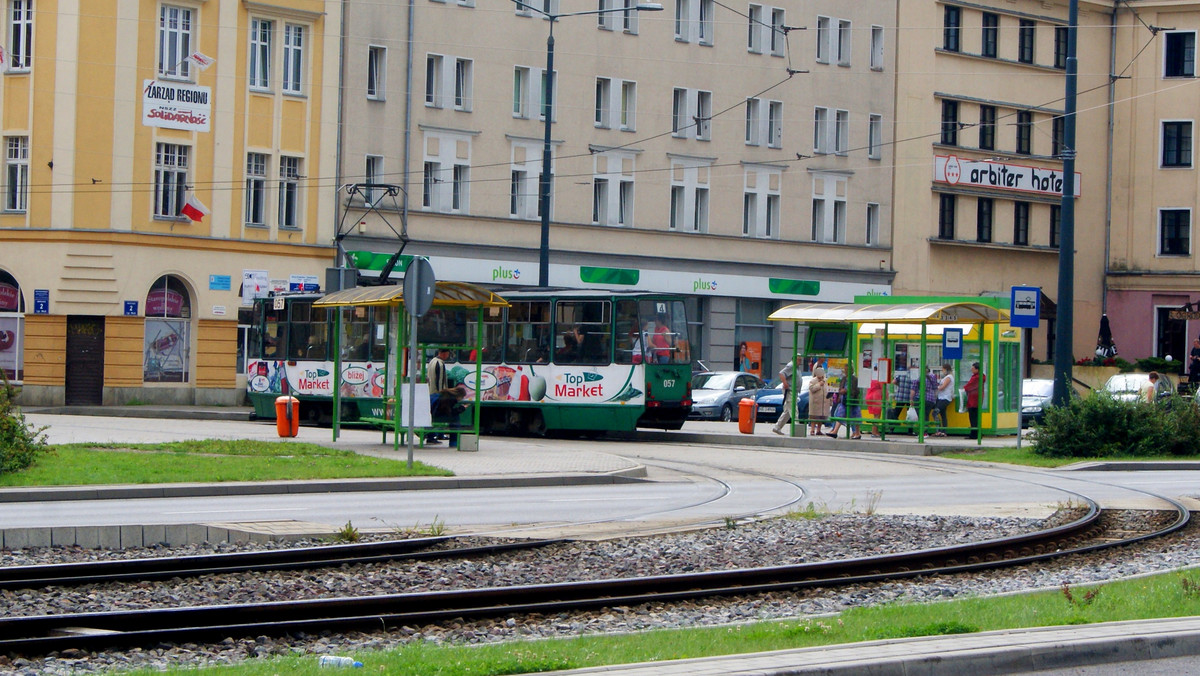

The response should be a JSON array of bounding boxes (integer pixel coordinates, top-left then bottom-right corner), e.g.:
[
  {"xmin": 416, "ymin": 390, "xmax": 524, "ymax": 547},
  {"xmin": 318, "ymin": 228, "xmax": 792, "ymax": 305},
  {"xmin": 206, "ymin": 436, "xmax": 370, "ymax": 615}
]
[
  {"xmin": 640, "ymin": 300, "xmax": 689, "ymax": 364},
  {"xmin": 556, "ymin": 300, "xmax": 612, "ymax": 365},
  {"xmin": 258, "ymin": 303, "xmax": 288, "ymax": 359},
  {"xmin": 505, "ymin": 300, "xmax": 551, "ymax": 363},
  {"xmin": 288, "ymin": 302, "xmax": 329, "ymax": 360},
  {"xmin": 615, "ymin": 300, "xmax": 642, "ymax": 364},
  {"xmin": 342, "ymin": 306, "xmax": 374, "ymax": 362},
  {"xmin": 461, "ymin": 306, "xmax": 504, "ymax": 363},
  {"xmin": 368, "ymin": 308, "xmax": 388, "ymax": 362}
]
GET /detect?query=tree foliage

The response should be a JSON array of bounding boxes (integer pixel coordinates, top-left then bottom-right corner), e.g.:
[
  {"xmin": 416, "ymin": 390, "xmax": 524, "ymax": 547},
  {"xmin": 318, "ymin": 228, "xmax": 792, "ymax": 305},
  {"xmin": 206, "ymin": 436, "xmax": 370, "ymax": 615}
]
[
  {"xmin": 1032, "ymin": 390, "xmax": 1200, "ymax": 458},
  {"xmin": 0, "ymin": 372, "xmax": 48, "ymax": 474}
]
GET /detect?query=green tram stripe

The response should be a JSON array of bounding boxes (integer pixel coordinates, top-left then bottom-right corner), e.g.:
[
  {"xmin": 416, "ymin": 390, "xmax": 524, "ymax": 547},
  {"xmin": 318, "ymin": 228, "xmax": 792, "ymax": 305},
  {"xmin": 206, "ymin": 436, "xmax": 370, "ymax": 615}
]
[
  {"xmin": 768, "ymin": 278, "xmax": 821, "ymax": 296},
  {"xmin": 579, "ymin": 266, "xmax": 640, "ymax": 286}
]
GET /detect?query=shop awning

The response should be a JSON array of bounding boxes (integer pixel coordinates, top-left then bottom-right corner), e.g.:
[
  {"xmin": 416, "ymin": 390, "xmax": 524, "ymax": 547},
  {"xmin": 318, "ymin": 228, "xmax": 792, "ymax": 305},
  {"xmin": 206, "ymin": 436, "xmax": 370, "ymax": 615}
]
[
  {"xmin": 769, "ymin": 301, "xmax": 1009, "ymax": 325},
  {"xmin": 313, "ymin": 281, "xmax": 509, "ymax": 309}
]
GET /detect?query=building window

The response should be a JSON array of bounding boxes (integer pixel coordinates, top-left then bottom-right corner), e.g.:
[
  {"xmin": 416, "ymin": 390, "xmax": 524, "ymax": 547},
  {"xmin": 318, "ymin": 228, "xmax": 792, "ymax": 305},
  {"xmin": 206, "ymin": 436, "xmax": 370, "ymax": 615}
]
[
  {"xmin": 511, "ymin": 170, "xmax": 529, "ymax": 217},
  {"xmin": 696, "ymin": 91, "xmax": 711, "ymax": 139},
  {"xmin": 836, "ymin": 19, "xmax": 851, "ymax": 65},
  {"xmin": 813, "ymin": 106, "xmax": 829, "ymax": 153},
  {"xmin": 1052, "ymin": 116, "xmax": 1065, "ymax": 158},
  {"xmin": 426, "ymin": 54, "xmax": 444, "ymax": 107},
  {"xmin": 510, "ymin": 142, "xmax": 542, "ymax": 220},
  {"xmin": 158, "ymin": 5, "xmax": 193, "ymax": 80},
  {"xmin": 866, "ymin": 202, "xmax": 879, "ymax": 245},
  {"xmin": 1049, "ymin": 204, "xmax": 1061, "ymax": 248},
  {"xmin": 1160, "ymin": 209, "xmax": 1191, "ymax": 256},
  {"xmin": 367, "ymin": 46, "xmax": 385, "ymax": 99},
  {"xmin": 539, "ymin": 69, "xmax": 556, "ymax": 122},
  {"xmin": 281, "ymin": 24, "xmax": 304, "ymax": 95},
  {"xmin": 1018, "ymin": 19, "xmax": 1035, "ymax": 64},
  {"xmin": 672, "ymin": 88, "xmax": 710, "ymax": 140},
  {"xmin": 618, "ymin": 179, "xmax": 633, "ymax": 225},
  {"xmin": 811, "ymin": 174, "xmax": 845, "ymax": 243},
  {"xmin": 620, "ymin": 0, "xmax": 640, "ymax": 34},
  {"xmin": 144, "ymin": 275, "xmax": 191, "ymax": 384},
  {"xmin": 834, "ymin": 109, "xmax": 849, "ymax": 154},
  {"xmin": 943, "ymin": 6, "xmax": 960, "ymax": 52},
  {"xmin": 745, "ymin": 97, "xmax": 761, "ymax": 145},
  {"xmin": 743, "ymin": 168, "xmax": 781, "ymax": 238},
  {"xmin": 454, "ymin": 58, "xmax": 473, "ymax": 110},
  {"xmin": 245, "ymin": 152, "xmax": 266, "ymax": 225},
  {"xmin": 674, "ymin": 0, "xmax": 713, "ymax": 45},
  {"xmin": 596, "ymin": 77, "xmax": 613, "ymax": 128},
  {"xmin": 976, "ymin": 197, "xmax": 993, "ymax": 242},
  {"xmin": 868, "ymin": 113, "xmax": 882, "ymax": 159},
  {"xmin": 747, "ymin": 4, "xmax": 762, "ymax": 53},
  {"xmin": 941, "ymin": 100, "xmax": 959, "ymax": 146},
  {"xmin": 1013, "ymin": 201, "xmax": 1029, "ymax": 245},
  {"xmin": 979, "ymin": 105, "xmax": 996, "ymax": 150},
  {"xmin": 620, "ymin": 80, "xmax": 636, "ymax": 130},
  {"xmin": 513, "ymin": 66, "xmax": 530, "ymax": 117},
  {"xmin": 1165, "ymin": 32, "xmax": 1196, "ymax": 78},
  {"xmin": 769, "ymin": 8, "xmax": 785, "ymax": 56},
  {"xmin": 249, "ymin": 18, "xmax": 272, "ymax": 90},
  {"xmin": 278, "ymin": 156, "xmax": 300, "ymax": 228},
  {"xmin": 816, "ymin": 16, "xmax": 830, "ymax": 63},
  {"xmin": 1016, "ymin": 111, "xmax": 1032, "ymax": 154},
  {"xmin": 1163, "ymin": 121, "xmax": 1193, "ymax": 168},
  {"xmin": 938, "ymin": 193, "xmax": 955, "ymax": 239},
  {"xmin": 768, "ymin": 100, "xmax": 782, "ymax": 148},
  {"xmin": 870, "ymin": 25, "xmax": 884, "ymax": 70},
  {"xmin": 668, "ymin": 159, "xmax": 710, "ymax": 232},
  {"xmin": 698, "ymin": 0, "xmax": 713, "ymax": 44},
  {"xmin": 425, "ymin": 163, "xmax": 439, "ymax": 209},
  {"xmin": 8, "ymin": 0, "xmax": 32, "ymax": 71},
  {"xmin": 593, "ymin": 178, "xmax": 610, "ymax": 224},
  {"xmin": 593, "ymin": 151, "xmax": 635, "ymax": 226},
  {"xmin": 979, "ymin": 12, "xmax": 998, "ymax": 59},
  {"xmin": 363, "ymin": 155, "xmax": 383, "ymax": 204},
  {"xmin": 452, "ymin": 164, "xmax": 468, "ymax": 212},
  {"xmin": 1054, "ymin": 26, "xmax": 1068, "ymax": 69},
  {"xmin": 4, "ymin": 136, "xmax": 27, "ymax": 212},
  {"xmin": 153, "ymin": 143, "xmax": 188, "ymax": 218},
  {"xmin": 598, "ymin": 0, "xmax": 617, "ymax": 30}
]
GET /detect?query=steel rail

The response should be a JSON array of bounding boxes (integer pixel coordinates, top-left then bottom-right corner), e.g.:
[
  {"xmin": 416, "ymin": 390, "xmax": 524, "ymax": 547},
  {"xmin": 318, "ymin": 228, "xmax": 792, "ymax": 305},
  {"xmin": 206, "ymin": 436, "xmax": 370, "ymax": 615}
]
[{"xmin": 0, "ymin": 536, "xmax": 564, "ymax": 590}]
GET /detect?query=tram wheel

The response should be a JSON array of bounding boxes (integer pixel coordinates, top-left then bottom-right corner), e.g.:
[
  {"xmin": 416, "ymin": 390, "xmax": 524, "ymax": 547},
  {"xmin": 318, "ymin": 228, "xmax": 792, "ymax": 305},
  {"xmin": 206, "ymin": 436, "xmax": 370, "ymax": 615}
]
[{"xmin": 527, "ymin": 411, "xmax": 547, "ymax": 437}]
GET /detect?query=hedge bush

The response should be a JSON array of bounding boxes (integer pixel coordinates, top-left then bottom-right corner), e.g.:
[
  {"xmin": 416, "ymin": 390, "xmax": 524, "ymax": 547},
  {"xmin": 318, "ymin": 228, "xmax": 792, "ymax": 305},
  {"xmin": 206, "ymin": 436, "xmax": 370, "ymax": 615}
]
[
  {"xmin": 1032, "ymin": 390, "xmax": 1200, "ymax": 458},
  {"xmin": 0, "ymin": 373, "xmax": 48, "ymax": 474}
]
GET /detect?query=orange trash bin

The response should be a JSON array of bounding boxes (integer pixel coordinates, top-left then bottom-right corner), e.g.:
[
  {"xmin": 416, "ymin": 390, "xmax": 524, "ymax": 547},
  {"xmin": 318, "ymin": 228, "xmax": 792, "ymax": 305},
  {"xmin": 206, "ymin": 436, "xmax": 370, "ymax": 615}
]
[
  {"xmin": 275, "ymin": 396, "xmax": 300, "ymax": 437},
  {"xmin": 738, "ymin": 397, "xmax": 757, "ymax": 434}
]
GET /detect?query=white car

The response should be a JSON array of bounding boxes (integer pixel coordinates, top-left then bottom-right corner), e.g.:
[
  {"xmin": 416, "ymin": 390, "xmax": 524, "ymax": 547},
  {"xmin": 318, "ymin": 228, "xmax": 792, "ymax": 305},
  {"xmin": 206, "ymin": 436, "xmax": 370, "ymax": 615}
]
[{"xmin": 1102, "ymin": 373, "xmax": 1173, "ymax": 402}]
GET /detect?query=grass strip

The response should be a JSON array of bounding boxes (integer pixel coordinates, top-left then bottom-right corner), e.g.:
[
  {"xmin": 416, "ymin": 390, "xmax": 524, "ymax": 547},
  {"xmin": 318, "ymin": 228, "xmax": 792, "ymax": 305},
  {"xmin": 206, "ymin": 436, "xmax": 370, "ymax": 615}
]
[
  {"xmin": 0, "ymin": 441, "xmax": 450, "ymax": 486},
  {"xmin": 128, "ymin": 568, "xmax": 1200, "ymax": 675},
  {"xmin": 940, "ymin": 445, "xmax": 1200, "ymax": 467}
]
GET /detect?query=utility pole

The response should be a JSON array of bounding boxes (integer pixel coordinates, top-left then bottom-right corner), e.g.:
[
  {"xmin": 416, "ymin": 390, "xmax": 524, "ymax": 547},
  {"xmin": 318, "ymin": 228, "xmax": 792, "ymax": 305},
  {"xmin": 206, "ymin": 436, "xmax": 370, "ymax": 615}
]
[{"xmin": 1052, "ymin": 0, "xmax": 1078, "ymax": 407}]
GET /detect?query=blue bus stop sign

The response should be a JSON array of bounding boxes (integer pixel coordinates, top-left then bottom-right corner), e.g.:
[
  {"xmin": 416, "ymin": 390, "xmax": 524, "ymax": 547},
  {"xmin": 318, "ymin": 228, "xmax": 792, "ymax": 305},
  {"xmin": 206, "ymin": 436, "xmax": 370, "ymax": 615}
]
[{"xmin": 1010, "ymin": 286, "xmax": 1041, "ymax": 329}]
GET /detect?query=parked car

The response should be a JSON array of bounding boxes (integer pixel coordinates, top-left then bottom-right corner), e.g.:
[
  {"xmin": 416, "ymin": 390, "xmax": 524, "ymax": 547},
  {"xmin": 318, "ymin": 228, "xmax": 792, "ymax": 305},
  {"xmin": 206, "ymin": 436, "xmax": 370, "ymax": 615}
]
[
  {"xmin": 689, "ymin": 371, "xmax": 767, "ymax": 421},
  {"xmin": 1102, "ymin": 372, "xmax": 1174, "ymax": 403},
  {"xmin": 1020, "ymin": 378, "xmax": 1054, "ymax": 427},
  {"xmin": 753, "ymin": 375, "xmax": 812, "ymax": 423}
]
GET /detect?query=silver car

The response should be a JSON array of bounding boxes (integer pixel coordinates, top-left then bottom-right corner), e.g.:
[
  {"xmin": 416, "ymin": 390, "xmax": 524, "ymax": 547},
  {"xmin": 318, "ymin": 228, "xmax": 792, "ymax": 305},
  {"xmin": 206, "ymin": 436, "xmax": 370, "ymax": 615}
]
[
  {"xmin": 689, "ymin": 371, "xmax": 767, "ymax": 421},
  {"xmin": 1102, "ymin": 373, "xmax": 1174, "ymax": 402}
]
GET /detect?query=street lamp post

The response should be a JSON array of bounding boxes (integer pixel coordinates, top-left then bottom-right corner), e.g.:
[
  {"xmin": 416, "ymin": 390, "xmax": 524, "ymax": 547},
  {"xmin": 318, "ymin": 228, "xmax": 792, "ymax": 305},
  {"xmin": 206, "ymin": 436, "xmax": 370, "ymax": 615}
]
[{"xmin": 513, "ymin": 1, "xmax": 663, "ymax": 288}]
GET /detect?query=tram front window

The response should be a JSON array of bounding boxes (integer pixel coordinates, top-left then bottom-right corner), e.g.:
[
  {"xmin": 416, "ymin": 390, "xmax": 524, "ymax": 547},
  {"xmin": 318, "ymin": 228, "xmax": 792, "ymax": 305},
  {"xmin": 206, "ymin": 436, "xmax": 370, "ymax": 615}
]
[{"xmin": 640, "ymin": 300, "xmax": 689, "ymax": 365}]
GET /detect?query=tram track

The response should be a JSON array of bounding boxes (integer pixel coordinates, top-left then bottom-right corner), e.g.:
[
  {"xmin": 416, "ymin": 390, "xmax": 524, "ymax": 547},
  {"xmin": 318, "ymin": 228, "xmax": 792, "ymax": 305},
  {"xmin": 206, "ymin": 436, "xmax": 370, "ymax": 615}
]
[{"xmin": 0, "ymin": 499, "xmax": 1187, "ymax": 658}]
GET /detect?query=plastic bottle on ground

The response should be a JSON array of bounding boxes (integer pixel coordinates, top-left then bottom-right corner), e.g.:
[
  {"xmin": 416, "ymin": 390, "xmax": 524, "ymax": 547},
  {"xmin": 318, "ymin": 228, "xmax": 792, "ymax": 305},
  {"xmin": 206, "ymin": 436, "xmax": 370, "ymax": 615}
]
[{"xmin": 317, "ymin": 655, "xmax": 363, "ymax": 668}]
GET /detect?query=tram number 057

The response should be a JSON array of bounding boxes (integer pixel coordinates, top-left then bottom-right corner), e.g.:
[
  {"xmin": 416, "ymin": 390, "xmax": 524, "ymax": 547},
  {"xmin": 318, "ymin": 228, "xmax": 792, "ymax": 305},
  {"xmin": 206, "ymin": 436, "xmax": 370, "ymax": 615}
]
[{"xmin": 663, "ymin": 380, "xmax": 676, "ymax": 388}]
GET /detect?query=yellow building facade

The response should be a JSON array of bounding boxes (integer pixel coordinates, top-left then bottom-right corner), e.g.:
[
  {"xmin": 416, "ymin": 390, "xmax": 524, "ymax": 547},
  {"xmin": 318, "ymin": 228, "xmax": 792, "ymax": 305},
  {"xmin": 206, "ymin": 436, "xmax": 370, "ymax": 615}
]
[{"xmin": 0, "ymin": 1, "xmax": 339, "ymax": 405}]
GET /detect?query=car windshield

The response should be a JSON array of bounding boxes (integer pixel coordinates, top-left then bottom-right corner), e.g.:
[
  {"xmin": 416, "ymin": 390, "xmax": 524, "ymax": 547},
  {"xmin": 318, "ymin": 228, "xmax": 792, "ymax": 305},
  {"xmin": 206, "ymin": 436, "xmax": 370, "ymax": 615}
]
[
  {"xmin": 692, "ymin": 372, "xmax": 736, "ymax": 390},
  {"xmin": 1022, "ymin": 380, "xmax": 1054, "ymax": 397},
  {"xmin": 1105, "ymin": 375, "xmax": 1145, "ymax": 393}
]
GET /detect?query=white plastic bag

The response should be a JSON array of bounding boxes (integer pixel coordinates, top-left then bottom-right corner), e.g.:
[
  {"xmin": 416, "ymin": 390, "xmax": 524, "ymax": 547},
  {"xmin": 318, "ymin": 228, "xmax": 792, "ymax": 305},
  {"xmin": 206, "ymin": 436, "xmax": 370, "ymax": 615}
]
[{"xmin": 905, "ymin": 406, "xmax": 918, "ymax": 422}]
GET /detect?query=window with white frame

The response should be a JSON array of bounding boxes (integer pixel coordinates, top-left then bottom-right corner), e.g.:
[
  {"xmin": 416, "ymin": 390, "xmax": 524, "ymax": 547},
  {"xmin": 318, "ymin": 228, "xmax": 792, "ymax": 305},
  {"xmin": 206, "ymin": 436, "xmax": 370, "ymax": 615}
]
[
  {"xmin": 836, "ymin": 19, "xmax": 851, "ymax": 65},
  {"xmin": 698, "ymin": 0, "xmax": 713, "ymax": 44},
  {"xmin": 596, "ymin": 77, "xmax": 613, "ymax": 128},
  {"xmin": 811, "ymin": 173, "xmax": 846, "ymax": 243},
  {"xmin": 363, "ymin": 155, "xmax": 383, "ymax": 204},
  {"xmin": 1162, "ymin": 120, "xmax": 1193, "ymax": 168},
  {"xmin": 767, "ymin": 101, "xmax": 782, "ymax": 148},
  {"xmin": 4, "ymin": 136, "xmax": 27, "ymax": 212},
  {"xmin": 281, "ymin": 24, "xmax": 304, "ymax": 95},
  {"xmin": 278, "ymin": 156, "xmax": 300, "ymax": 228},
  {"xmin": 510, "ymin": 141, "xmax": 543, "ymax": 220},
  {"xmin": 423, "ymin": 130, "xmax": 472, "ymax": 214},
  {"xmin": 770, "ymin": 8, "xmax": 785, "ymax": 56},
  {"xmin": 154, "ymin": 143, "xmax": 188, "ymax": 218},
  {"xmin": 815, "ymin": 15, "xmax": 830, "ymax": 63},
  {"xmin": 249, "ymin": 18, "xmax": 272, "ymax": 90},
  {"xmin": 1160, "ymin": 208, "xmax": 1191, "ymax": 256},
  {"xmin": 835, "ymin": 109, "xmax": 854, "ymax": 154},
  {"xmin": 158, "ymin": 5, "xmax": 193, "ymax": 80},
  {"xmin": 1164, "ymin": 31, "xmax": 1196, "ymax": 78},
  {"xmin": 620, "ymin": 0, "xmax": 639, "ymax": 33},
  {"xmin": 669, "ymin": 157, "xmax": 710, "ymax": 232},
  {"xmin": 674, "ymin": 0, "xmax": 713, "ymax": 45},
  {"xmin": 813, "ymin": 106, "xmax": 829, "ymax": 154},
  {"xmin": 8, "ymin": 0, "xmax": 32, "ymax": 71},
  {"xmin": 512, "ymin": 65, "xmax": 555, "ymax": 121},
  {"xmin": 866, "ymin": 202, "xmax": 879, "ymax": 245},
  {"xmin": 870, "ymin": 25, "xmax": 884, "ymax": 70},
  {"xmin": 743, "ymin": 166, "xmax": 781, "ymax": 238},
  {"xmin": 244, "ymin": 152, "xmax": 267, "ymax": 225},
  {"xmin": 367, "ymin": 46, "xmax": 386, "ymax": 99},
  {"xmin": 593, "ymin": 151, "xmax": 635, "ymax": 226},
  {"xmin": 748, "ymin": 5, "xmax": 763, "ymax": 53},
  {"xmin": 513, "ymin": 66, "xmax": 530, "ymax": 117},
  {"xmin": 620, "ymin": 80, "xmax": 636, "ymax": 130},
  {"xmin": 454, "ymin": 58, "xmax": 473, "ymax": 110},
  {"xmin": 868, "ymin": 113, "xmax": 882, "ymax": 159},
  {"xmin": 598, "ymin": 77, "xmax": 638, "ymax": 132},
  {"xmin": 426, "ymin": 54, "xmax": 444, "ymax": 107},
  {"xmin": 745, "ymin": 98, "xmax": 762, "ymax": 145},
  {"xmin": 671, "ymin": 88, "xmax": 711, "ymax": 140}
]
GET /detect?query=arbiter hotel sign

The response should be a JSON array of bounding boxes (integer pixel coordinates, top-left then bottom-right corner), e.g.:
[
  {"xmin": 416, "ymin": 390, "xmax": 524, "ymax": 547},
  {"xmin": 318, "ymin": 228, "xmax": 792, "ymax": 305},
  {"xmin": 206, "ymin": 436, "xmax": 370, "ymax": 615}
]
[
  {"xmin": 142, "ymin": 80, "xmax": 211, "ymax": 132},
  {"xmin": 934, "ymin": 155, "xmax": 1080, "ymax": 197}
]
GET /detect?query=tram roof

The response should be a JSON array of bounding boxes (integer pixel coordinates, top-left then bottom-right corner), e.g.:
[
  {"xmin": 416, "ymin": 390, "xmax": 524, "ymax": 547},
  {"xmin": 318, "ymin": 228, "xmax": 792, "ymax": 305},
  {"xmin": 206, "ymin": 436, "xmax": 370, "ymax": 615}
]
[
  {"xmin": 313, "ymin": 282, "xmax": 509, "ymax": 309},
  {"xmin": 769, "ymin": 301, "xmax": 1009, "ymax": 325}
]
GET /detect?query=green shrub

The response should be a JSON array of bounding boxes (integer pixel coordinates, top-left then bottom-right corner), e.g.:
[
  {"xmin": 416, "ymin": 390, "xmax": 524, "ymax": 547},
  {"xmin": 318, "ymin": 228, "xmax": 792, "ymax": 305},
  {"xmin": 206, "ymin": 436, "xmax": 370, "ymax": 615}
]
[
  {"xmin": 0, "ymin": 373, "xmax": 48, "ymax": 474},
  {"xmin": 1135, "ymin": 356, "xmax": 1183, "ymax": 375},
  {"xmin": 1032, "ymin": 389, "xmax": 1200, "ymax": 458}
]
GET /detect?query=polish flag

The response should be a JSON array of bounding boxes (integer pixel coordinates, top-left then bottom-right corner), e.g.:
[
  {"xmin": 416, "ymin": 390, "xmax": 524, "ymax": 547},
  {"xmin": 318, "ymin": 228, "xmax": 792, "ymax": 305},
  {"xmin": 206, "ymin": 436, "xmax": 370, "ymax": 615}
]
[{"xmin": 181, "ymin": 192, "xmax": 209, "ymax": 222}]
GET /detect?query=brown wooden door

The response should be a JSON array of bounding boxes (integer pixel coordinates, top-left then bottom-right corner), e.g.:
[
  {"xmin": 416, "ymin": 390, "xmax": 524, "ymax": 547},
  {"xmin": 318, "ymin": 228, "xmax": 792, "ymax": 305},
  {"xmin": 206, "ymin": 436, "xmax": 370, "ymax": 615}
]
[{"xmin": 65, "ymin": 316, "xmax": 105, "ymax": 405}]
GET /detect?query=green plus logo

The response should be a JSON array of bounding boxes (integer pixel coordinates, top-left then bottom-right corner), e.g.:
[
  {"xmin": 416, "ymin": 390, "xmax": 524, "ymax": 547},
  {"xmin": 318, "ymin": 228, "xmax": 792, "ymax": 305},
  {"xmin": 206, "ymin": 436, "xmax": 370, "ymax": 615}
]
[
  {"xmin": 693, "ymin": 279, "xmax": 718, "ymax": 292},
  {"xmin": 492, "ymin": 267, "xmax": 521, "ymax": 281}
]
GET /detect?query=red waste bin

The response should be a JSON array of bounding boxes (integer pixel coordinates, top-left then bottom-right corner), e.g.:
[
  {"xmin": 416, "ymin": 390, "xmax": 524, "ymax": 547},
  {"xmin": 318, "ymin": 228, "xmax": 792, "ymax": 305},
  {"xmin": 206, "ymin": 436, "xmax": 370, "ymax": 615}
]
[
  {"xmin": 275, "ymin": 396, "xmax": 300, "ymax": 437},
  {"xmin": 738, "ymin": 398, "xmax": 757, "ymax": 434}
]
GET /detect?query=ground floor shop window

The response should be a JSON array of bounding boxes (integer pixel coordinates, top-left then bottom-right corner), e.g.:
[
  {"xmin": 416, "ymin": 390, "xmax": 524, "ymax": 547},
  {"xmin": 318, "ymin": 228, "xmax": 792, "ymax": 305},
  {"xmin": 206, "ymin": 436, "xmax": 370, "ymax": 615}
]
[
  {"xmin": 0, "ymin": 270, "xmax": 23, "ymax": 383},
  {"xmin": 144, "ymin": 275, "xmax": 191, "ymax": 383},
  {"xmin": 735, "ymin": 299, "xmax": 772, "ymax": 380}
]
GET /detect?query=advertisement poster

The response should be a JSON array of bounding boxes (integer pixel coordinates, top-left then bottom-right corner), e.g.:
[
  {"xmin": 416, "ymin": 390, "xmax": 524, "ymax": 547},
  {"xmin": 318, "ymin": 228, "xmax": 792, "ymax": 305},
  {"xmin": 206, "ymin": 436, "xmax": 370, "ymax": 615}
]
[
  {"xmin": 0, "ymin": 316, "xmax": 22, "ymax": 381},
  {"xmin": 144, "ymin": 319, "xmax": 189, "ymax": 382},
  {"xmin": 736, "ymin": 341, "xmax": 762, "ymax": 378},
  {"xmin": 142, "ymin": 79, "xmax": 211, "ymax": 132},
  {"xmin": 450, "ymin": 363, "xmax": 644, "ymax": 405},
  {"xmin": 242, "ymin": 270, "xmax": 269, "ymax": 306},
  {"xmin": 894, "ymin": 344, "xmax": 909, "ymax": 372},
  {"xmin": 246, "ymin": 360, "xmax": 386, "ymax": 399}
]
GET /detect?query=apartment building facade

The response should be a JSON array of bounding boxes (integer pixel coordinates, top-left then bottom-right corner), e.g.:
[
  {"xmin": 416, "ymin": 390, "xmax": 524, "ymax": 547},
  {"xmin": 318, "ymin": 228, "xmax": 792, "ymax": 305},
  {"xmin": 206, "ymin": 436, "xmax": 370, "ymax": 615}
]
[
  {"xmin": 0, "ymin": 1, "xmax": 340, "ymax": 405},
  {"xmin": 336, "ymin": 0, "xmax": 899, "ymax": 378}
]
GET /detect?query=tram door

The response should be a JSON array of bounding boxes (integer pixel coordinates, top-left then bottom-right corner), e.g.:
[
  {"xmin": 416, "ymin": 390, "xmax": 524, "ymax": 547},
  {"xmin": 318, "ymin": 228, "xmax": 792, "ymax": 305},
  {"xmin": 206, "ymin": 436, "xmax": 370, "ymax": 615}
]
[{"xmin": 65, "ymin": 316, "xmax": 105, "ymax": 405}]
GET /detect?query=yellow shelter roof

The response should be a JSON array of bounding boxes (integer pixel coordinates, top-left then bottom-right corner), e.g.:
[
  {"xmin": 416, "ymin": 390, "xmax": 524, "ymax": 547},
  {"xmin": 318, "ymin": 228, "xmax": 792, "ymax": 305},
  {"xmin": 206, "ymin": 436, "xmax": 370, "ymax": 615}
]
[
  {"xmin": 313, "ymin": 281, "xmax": 509, "ymax": 309},
  {"xmin": 769, "ymin": 301, "xmax": 1009, "ymax": 324}
]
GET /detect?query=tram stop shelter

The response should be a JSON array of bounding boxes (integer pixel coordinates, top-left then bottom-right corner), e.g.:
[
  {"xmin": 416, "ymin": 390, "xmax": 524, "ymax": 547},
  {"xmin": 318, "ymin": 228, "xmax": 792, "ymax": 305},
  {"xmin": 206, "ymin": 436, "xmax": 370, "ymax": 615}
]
[
  {"xmin": 768, "ymin": 297, "xmax": 1015, "ymax": 443},
  {"xmin": 314, "ymin": 281, "xmax": 509, "ymax": 451}
]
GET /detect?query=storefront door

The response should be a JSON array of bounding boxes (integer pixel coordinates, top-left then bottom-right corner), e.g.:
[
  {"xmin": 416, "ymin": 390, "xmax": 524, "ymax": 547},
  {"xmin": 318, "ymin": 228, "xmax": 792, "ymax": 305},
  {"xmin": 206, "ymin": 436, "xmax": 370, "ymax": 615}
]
[{"xmin": 65, "ymin": 316, "xmax": 105, "ymax": 405}]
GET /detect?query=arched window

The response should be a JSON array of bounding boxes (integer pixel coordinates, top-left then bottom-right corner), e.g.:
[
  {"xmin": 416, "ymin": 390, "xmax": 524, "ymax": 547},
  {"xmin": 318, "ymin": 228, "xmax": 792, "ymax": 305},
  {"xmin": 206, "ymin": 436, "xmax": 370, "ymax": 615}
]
[
  {"xmin": 0, "ymin": 269, "xmax": 24, "ymax": 383},
  {"xmin": 144, "ymin": 275, "xmax": 191, "ymax": 383}
]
